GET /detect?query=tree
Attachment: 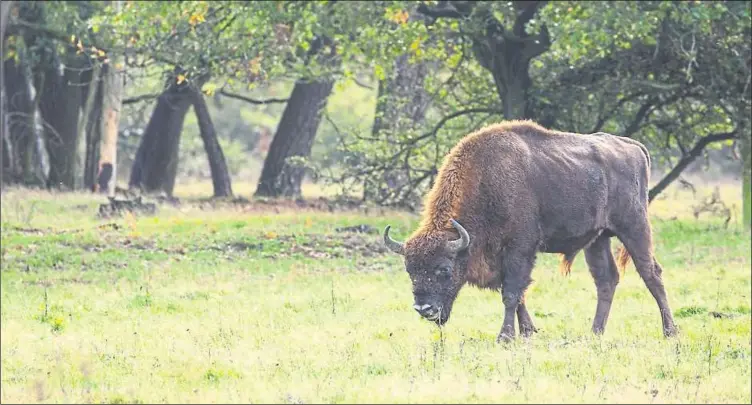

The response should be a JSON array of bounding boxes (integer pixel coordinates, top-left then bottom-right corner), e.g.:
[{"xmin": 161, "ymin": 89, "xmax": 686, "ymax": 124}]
[
  {"xmin": 128, "ymin": 70, "xmax": 208, "ymax": 195},
  {"xmin": 418, "ymin": 1, "xmax": 551, "ymax": 120},
  {"xmin": 4, "ymin": 1, "xmax": 106, "ymax": 189},
  {"xmin": 192, "ymin": 90, "xmax": 233, "ymax": 198}
]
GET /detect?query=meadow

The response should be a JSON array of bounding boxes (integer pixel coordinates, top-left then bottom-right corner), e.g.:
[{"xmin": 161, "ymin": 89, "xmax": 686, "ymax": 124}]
[{"xmin": 0, "ymin": 179, "xmax": 750, "ymax": 404}]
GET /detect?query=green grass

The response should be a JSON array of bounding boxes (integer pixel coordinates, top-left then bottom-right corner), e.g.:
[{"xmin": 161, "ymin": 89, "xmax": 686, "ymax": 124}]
[{"xmin": 1, "ymin": 182, "xmax": 750, "ymax": 404}]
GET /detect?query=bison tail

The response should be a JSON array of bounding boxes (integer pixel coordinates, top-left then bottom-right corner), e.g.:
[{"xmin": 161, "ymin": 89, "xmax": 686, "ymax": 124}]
[
  {"xmin": 615, "ymin": 245, "xmax": 632, "ymax": 275},
  {"xmin": 558, "ymin": 251, "xmax": 578, "ymax": 276}
]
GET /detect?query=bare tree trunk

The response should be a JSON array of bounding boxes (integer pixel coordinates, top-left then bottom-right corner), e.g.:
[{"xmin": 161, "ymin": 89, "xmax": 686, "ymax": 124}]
[
  {"xmin": 96, "ymin": 62, "xmax": 122, "ymax": 195},
  {"xmin": 77, "ymin": 64, "xmax": 100, "ymax": 190},
  {"xmin": 129, "ymin": 71, "xmax": 207, "ymax": 196},
  {"xmin": 365, "ymin": 49, "xmax": 430, "ymax": 203},
  {"xmin": 192, "ymin": 91, "xmax": 233, "ymax": 197},
  {"xmin": 1, "ymin": 86, "xmax": 10, "ymax": 186},
  {"xmin": 84, "ymin": 71, "xmax": 103, "ymax": 191},
  {"xmin": 3, "ymin": 53, "xmax": 42, "ymax": 185},
  {"xmin": 254, "ymin": 78, "xmax": 334, "ymax": 198},
  {"xmin": 254, "ymin": 36, "xmax": 338, "ymax": 199},
  {"xmin": 0, "ymin": 1, "xmax": 11, "ymax": 186},
  {"xmin": 0, "ymin": 1, "xmax": 11, "ymax": 46},
  {"xmin": 38, "ymin": 50, "xmax": 85, "ymax": 190},
  {"xmin": 2, "ymin": 58, "xmax": 25, "ymax": 182}
]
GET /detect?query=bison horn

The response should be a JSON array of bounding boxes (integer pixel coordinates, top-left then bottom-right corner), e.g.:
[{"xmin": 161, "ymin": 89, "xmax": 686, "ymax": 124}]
[
  {"xmin": 446, "ymin": 219, "xmax": 470, "ymax": 253},
  {"xmin": 383, "ymin": 225, "xmax": 405, "ymax": 255}
]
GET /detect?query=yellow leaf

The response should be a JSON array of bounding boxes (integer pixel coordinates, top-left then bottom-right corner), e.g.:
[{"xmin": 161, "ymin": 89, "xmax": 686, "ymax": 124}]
[
  {"xmin": 176, "ymin": 74, "xmax": 186, "ymax": 85},
  {"xmin": 189, "ymin": 13, "xmax": 205, "ymax": 26},
  {"xmin": 114, "ymin": 62, "xmax": 123, "ymax": 70},
  {"xmin": 70, "ymin": 34, "xmax": 76, "ymax": 43},
  {"xmin": 410, "ymin": 38, "xmax": 422, "ymax": 52},
  {"xmin": 97, "ymin": 49, "xmax": 106, "ymax": 57},
  {"xmin": 264, "ymin": 231, "xmax": 278, "ymax": 239},
  {"xmin": 304, "ymin": 218, "xmax": 312, "ymax": 227},
  {"xmin": 388, "ymin": 10, "xmax": 409, "ymax": 25}
]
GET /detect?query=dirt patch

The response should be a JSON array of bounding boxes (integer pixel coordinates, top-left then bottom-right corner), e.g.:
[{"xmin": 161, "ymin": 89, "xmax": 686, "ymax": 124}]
[
  {"xmin": 24, "ymin": 277, "xmax": 92, "ymax": 286},
  {"xmin": 51, "ymin": 231, "xmax": 390, "ymax": 261},
  {"xmin": 273, "ymin": 233, "xmax": 390, "ymax": 259},
  {"xmin": 186, "ymin": 195, "xmax": 395, "ymax": 215},
  {"xmin": 98, "ymin": 197, "xmax": 158, "ymax": 219}
]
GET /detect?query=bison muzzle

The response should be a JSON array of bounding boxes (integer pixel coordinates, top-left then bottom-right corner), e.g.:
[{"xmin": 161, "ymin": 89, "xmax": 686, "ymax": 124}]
[{"xmin": 384, "ymin": 120, "xmax": 678, "ymax": 342}]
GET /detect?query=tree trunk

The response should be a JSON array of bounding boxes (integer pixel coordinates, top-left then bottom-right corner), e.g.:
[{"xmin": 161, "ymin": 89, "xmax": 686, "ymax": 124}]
[
  {"xmin": 475, "ymin": 42, "xmax": 536, "ymax": 120},
  {"xmin": 365, "ymin": 51, "xmax": 430, "ymax": 203},
  {"xmin": 465, "ymin": 3, "xmax": 550, "ymax": 121},
  {"xmin": 96, "ymin": 62, "xmax": 123, "ymax": 195},
  {"xmin": 254, "ymin": 34, "xmax": 338, "ymax": 199},
  {"xmin": 253, "ymin": 78, "xmax": 334, "ymax": 198},
  {"xmin": 1, "ymin": 86, "xmax": 10, "ymax": 186},
  {"xmin": 3, "ymin": 51, "xmax": 46, "ymax": 185},
  {"xmin": 77, "ymin": 63, "xmax": 100, "ymax": 190},
  {"xmin": 129, "ymin": 72, "xmax": 207, "ymax": 196},
  {"xmin": 84, "ymin": 71, "xmax": 103, "ymax": 191},
  {"xmin": 192, "ymin": 91, "xmax": 233, "ymax": 197},
  {"xmin": 38, "ymin": 51, "xmax": 85, "ymax": 190},
  {"xmin": 741, "ymin": 129, "xmax": 751, "ymax": 229},
  {"xmin": 2, "ymin": 58, "xmax": 26, "ymax": 182},
  {"xmin": 0, "ymin": 1, "xmax": 11, "ymax": 186},
  {"xmin": 0, "ymin": 1, "xmax": 11, "ymax": 47}
]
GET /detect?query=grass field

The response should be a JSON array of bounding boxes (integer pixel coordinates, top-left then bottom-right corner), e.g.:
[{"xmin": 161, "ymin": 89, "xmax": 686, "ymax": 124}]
[{"xmin": 1, "ymin": 179, "xmax": 750, "ymax": 404}]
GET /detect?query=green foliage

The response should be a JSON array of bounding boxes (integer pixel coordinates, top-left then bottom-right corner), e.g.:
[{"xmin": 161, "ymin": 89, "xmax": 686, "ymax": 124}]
[{"xmin": 3, "ymin": 0, "xmax": 748, "ymax": 202}]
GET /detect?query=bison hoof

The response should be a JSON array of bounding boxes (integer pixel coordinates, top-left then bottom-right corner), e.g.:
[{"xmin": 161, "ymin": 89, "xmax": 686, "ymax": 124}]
[
  {"xmin": 520, "ymin": 325, "xmax": 538, "ymax": 338},
  {"xmin": 496, "ymin": 332, "xmax": 515, "ymax": 344},
  {"xmin": 663, "ymin": 326, "xmax": 679, "ymax": 338}
]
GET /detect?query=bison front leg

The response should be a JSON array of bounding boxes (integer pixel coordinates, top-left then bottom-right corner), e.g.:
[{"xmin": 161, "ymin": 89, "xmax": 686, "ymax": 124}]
[{"xmin": 497, "ymin": 249, "xmax": 536, "ymax": 343}]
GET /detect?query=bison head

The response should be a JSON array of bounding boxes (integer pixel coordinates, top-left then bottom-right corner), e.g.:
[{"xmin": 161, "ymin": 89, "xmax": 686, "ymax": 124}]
[{"xmin": 383, "ymin": 219, "xmax": 471, "ymax": 326}]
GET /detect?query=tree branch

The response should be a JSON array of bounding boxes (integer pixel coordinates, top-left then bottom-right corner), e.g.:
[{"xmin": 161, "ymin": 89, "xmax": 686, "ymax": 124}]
[
  {"xmin": 513, "ymin": 1, "xmax": 547, "ymax": 38},
  {"xmin": 622, "ymin": 97, "xmax": 658, "ymax": 138},
  {"xmin": 591, "ymin": 92, "xmax": 646, "ymax": 133},
  {"xmin": 122, "ymin": 93, "xmax": 159, "ymax": 105},
  {"xmin": 219, "ymin": 89, "xmax": 289, "ymax": 105},
  {"xmin": 405, "ymin": 107, "xmax": 503, "ymax": 146},
  {"xmin": 648, "ymin": 131, "xmax": 738, "ymax": 202},
  {"xmin": 416, "ymin": 1, "xmax": 473, "ymax": 21}
]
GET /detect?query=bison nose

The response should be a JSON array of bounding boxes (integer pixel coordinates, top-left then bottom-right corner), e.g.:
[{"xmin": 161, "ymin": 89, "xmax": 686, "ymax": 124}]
[{"xmin": 413, "ymin": 303, "xmax": 436, "ymax": 317}]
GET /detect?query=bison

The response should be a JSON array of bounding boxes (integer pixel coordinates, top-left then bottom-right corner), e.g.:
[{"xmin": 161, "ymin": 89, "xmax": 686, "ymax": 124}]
[{"xmin": 383, "ymin": 120, "xmax": 678, "ymax": 342}]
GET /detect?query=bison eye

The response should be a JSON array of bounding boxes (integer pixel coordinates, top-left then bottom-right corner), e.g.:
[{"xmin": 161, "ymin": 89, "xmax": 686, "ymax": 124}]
[{"xmin": 434, "ymin": 267, "xmax": 451, "ymax": 280}]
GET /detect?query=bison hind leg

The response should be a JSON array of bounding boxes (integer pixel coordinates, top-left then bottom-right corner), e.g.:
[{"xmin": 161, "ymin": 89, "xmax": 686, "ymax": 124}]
[
  {"xmin": 517, "ymin": 295, "xmax": 538, "ymax": 337},
  {"xmin": 584, "ymin": 234, "xmax": 620, "ymax": 335}
]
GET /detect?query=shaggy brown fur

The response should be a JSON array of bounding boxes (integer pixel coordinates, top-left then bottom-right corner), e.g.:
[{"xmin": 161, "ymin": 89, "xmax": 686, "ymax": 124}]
[{"xmin": 387, "ymin": 119, "xmax": 677, "ymax": 341}]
